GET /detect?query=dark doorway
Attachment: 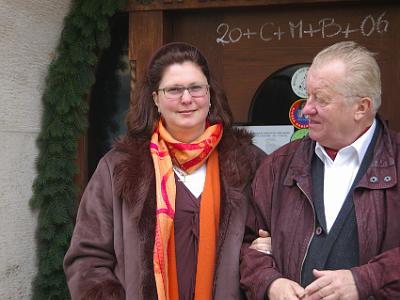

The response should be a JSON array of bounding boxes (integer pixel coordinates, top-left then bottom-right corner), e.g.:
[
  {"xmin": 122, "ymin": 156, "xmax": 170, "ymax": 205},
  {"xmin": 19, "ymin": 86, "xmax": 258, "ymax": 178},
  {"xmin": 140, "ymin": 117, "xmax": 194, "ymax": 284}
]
[
  {"xmin": 87, "ymin": 14, "xmax": 130, "ymax": 179},
  {"xmin": 248, "ymin": 63, "xmax": 310, "ymax": 125}
]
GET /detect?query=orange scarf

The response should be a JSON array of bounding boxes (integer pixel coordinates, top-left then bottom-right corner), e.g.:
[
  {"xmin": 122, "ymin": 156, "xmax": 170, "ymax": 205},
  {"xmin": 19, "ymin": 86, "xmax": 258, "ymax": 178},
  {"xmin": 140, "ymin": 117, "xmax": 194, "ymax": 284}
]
[{"xmin": 150, "ymin": 120, "xmax": 222, "ymax": 300}]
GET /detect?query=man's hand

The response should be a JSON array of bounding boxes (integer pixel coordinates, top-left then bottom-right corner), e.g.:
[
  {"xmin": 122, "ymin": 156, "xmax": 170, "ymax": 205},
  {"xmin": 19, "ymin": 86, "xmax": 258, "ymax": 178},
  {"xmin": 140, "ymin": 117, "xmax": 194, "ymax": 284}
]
[
  {"xmin": 304, "ymin": 269, "xmax": 359, "ymax": 300},
  {"xmin": 249, "ymin": 229, "xmax": 272, "ymax": 254},
  {"xmin": 268, "ymin": 278, "xmax": 305, "ymax": 300}
]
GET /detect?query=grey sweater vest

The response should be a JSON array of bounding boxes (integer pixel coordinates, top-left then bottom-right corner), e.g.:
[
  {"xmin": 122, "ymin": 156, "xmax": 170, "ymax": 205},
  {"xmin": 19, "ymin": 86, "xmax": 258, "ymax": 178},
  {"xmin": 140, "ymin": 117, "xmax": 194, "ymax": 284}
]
[{"xmin": 301, "ymin": 121, "xmax": 381, "ymax": 287}]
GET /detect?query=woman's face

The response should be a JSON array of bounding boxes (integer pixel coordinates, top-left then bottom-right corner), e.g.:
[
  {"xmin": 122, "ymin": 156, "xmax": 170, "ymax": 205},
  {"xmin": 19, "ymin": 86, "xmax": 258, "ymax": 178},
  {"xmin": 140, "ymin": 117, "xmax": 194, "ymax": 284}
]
[{"xmin": 153, "ymin": 61, "xmax": 210, "ymax": 143}]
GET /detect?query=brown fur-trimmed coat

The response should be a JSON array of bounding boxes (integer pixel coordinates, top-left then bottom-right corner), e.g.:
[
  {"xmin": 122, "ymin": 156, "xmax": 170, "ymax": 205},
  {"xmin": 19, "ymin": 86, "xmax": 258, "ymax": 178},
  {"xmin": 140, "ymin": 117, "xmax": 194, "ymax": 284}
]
[{"xmin": 64, "ymin": 128, "xmax": 265, "ymax": 300}]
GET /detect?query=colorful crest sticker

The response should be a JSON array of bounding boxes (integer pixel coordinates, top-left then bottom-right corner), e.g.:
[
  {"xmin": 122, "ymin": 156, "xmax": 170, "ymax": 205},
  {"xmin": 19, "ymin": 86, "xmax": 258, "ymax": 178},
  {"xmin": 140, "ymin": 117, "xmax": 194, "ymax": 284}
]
[{"xmin": 289, "ymin": 99, "xmax": 309, "ymax": 129}]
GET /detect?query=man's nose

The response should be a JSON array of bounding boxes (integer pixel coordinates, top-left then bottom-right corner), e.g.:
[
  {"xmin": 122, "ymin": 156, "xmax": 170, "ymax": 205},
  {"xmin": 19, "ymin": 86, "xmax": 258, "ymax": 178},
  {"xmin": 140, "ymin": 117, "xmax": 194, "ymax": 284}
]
[{"xmin": 302, "ymin": 98, "xmax": 315, "ymax": 115}]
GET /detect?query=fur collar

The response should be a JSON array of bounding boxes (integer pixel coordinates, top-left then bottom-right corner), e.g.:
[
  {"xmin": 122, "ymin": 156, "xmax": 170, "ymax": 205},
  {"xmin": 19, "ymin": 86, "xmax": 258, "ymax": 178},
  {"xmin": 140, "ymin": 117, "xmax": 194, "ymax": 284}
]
[{"xmin": 113, "ymin": 128, "xmax": 258, "ymax": 212}]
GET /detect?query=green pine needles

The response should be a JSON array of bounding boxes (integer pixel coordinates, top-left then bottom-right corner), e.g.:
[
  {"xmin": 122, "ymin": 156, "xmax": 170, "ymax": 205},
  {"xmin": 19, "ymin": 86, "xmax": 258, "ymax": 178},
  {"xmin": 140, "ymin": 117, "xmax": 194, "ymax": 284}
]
[{"xmin": 30, "ymin": 0, "xmax": 127, "ymax": 298}]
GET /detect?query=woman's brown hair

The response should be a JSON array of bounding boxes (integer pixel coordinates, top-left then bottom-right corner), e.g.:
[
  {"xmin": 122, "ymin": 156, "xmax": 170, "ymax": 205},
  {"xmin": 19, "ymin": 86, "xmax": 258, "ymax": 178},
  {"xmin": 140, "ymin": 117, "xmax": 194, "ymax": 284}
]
[{"xmin": 126, "ymin": 42, "xmax": 233, "ymax": 138}]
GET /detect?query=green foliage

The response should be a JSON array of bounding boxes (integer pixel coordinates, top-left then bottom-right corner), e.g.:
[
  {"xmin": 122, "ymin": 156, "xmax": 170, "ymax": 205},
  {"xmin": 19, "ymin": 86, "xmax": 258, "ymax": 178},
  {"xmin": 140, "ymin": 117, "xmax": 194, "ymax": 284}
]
[{"xmin": 30, "ymin": 0, "xmax": 127, "ymax": 298}]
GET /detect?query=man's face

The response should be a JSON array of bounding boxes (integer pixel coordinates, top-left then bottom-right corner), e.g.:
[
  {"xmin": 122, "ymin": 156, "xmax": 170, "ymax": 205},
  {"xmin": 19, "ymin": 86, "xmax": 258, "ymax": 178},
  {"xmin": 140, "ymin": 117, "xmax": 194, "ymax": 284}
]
[{"xmin": 302, "ymin": 60, "xmax": 360, "ymax": 150}]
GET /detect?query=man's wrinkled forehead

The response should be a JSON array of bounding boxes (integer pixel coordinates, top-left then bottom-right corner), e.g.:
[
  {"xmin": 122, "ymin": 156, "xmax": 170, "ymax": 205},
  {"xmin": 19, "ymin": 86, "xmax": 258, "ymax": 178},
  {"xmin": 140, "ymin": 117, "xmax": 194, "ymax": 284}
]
[{"xmin": 307, "ymin": 62, "xmax": 346, "ymax": 91}]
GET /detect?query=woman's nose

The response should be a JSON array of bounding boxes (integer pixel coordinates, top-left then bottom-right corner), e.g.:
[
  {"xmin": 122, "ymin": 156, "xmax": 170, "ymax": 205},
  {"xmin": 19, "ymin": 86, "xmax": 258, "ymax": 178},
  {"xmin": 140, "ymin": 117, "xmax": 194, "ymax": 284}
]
[{"xmin": 180, "ymin": 89, "xmax": 193, "ymax": 103}]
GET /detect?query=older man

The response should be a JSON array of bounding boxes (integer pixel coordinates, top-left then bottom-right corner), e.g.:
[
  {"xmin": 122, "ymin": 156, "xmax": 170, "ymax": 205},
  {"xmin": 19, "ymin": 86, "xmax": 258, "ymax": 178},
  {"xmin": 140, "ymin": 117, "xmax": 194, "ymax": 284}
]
[{"xmin": 240, "ymin": 41, "xmax": 400, "ymax": 300}]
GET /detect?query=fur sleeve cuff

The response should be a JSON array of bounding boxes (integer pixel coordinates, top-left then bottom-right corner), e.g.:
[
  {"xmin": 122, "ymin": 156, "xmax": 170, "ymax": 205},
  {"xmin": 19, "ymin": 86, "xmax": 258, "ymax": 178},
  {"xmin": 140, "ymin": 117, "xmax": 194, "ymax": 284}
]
[{"xmin": 81, "ymin": 280, "xmax": 125, "ymax": 300}]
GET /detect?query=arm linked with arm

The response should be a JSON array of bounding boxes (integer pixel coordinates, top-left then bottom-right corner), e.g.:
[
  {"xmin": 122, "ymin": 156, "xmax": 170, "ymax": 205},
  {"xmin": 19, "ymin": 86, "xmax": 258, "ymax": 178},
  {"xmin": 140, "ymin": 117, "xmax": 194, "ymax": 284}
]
[{"xmin": 240, "ymin": 157, "xmax": 282, "ymax": 300}]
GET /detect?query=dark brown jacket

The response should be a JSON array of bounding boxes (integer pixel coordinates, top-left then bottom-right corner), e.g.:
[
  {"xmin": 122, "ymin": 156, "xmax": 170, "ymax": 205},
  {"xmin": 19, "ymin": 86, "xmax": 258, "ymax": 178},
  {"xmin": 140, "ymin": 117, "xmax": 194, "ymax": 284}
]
[
  {"xmin": 240, "ymin": 118, "xmax": 400, "ymax": 300},
  {"xmin": 64, "ymin": 128, "xmax": 265, "ymax": 300}
]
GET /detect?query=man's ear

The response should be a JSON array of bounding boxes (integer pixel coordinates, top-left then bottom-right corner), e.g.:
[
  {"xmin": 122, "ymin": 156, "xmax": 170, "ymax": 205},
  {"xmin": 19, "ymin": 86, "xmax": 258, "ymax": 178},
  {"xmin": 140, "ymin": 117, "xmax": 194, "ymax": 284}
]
[{"xmin": 354, "ymin": 96, "xmax": 372, "ymax": 121}]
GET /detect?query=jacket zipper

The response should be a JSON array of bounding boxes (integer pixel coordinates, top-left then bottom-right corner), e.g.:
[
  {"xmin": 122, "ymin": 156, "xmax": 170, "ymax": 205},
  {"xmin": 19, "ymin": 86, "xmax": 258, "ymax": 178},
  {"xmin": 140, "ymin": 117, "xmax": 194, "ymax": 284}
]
[{"xmin": 297, "ymin": 182, "xmax": 316, "ymax": 284}]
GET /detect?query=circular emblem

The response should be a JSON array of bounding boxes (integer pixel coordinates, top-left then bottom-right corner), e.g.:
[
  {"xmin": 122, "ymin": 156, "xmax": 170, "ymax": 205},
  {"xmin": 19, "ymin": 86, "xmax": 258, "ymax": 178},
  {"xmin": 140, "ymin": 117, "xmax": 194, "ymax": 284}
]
[
  {"xmin": 291, "ymin": 66, "xmax": 309, "ymax": 99},
  {"xmin": 289, "ymin": 99, "xmax": 309, "ymax": 129}
]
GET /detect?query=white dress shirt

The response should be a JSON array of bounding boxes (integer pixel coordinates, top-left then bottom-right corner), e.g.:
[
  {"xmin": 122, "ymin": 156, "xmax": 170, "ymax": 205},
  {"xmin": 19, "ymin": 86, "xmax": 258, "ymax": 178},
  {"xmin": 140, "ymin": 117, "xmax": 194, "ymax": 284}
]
[
  {"xmin": 173, "ymin": 163, "xmax": 206, "ymax": 198},
  {"xmin": 315, "ymin": 119, "xmax": 376, "ymax": 232}
]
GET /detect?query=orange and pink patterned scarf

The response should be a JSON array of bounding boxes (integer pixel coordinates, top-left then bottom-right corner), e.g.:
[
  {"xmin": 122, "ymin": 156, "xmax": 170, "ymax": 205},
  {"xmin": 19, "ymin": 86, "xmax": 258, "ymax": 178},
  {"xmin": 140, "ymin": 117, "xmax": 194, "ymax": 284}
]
[{"xmin": 150, "ymin": 120, "xmax": 223, "ymax": 300}]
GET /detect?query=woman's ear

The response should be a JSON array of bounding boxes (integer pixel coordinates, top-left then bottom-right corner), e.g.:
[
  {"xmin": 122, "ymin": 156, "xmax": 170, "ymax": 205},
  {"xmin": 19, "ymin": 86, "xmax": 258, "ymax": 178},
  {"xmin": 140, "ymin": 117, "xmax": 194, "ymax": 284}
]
[{"xmin": 152, "ymin": 91, "xmax": 159, "ymax": 111}]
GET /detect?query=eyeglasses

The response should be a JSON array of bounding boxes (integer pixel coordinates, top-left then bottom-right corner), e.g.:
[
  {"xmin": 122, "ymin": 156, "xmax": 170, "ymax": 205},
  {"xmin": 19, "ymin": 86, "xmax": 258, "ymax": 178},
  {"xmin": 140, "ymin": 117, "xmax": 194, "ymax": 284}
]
[{"xmin": 158, "ymin": 84, "xmax": 210, "ymax": 100}]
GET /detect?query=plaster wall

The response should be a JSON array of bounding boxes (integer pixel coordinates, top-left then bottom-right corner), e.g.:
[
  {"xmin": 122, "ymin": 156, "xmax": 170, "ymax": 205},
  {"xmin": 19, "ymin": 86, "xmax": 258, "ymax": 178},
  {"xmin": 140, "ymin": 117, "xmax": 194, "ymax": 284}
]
[{"xmin": 0, "ymin": 0, "xmax": 72, "ymax": 298}]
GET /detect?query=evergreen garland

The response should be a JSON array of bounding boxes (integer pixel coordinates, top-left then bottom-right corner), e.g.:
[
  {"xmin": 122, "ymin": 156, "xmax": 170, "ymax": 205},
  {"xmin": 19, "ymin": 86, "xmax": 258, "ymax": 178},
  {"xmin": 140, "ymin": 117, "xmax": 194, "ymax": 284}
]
[{"xmin": 30, "ymin": 0, "xmax": 127, "ymax": 298}]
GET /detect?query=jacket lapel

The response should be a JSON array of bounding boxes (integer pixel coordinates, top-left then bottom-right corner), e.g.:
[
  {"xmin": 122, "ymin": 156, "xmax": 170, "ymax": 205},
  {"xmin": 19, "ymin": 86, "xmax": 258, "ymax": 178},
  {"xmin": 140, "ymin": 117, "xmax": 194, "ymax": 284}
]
[{"xmin": 114, "ymin": 136, "xmax": 158, "ymax": 298}]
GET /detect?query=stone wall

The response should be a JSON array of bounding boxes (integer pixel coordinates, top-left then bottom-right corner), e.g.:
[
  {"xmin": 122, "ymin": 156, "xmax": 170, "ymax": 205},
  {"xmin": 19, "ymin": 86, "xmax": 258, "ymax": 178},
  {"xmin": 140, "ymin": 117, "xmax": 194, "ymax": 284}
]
[{"xmin": 0, "ymin": 1, "xmax": 71, "ymax": 298}]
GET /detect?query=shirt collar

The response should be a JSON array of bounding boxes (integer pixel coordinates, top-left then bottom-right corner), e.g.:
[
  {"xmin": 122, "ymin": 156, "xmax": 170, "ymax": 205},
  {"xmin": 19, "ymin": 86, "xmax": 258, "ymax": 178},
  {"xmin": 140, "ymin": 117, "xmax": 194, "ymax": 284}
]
[{"xmin": 315, "ymin": 118, "xmax": 377, "ymax": 164}]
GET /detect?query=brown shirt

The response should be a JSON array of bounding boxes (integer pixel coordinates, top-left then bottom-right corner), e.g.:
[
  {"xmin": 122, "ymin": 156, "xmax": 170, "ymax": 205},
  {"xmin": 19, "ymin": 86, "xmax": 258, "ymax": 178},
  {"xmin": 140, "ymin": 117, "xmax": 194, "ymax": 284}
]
[{"xmin": 174, "ymin": 175, "xmax": 201, "ymax": 300}]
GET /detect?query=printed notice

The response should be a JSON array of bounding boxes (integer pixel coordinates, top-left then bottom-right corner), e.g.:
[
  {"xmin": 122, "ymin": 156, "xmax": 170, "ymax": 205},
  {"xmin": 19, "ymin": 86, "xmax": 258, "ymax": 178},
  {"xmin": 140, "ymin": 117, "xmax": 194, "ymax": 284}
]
[{"xmin": 236, "ymin": 125, "xmax": 294, "ymax": 154}]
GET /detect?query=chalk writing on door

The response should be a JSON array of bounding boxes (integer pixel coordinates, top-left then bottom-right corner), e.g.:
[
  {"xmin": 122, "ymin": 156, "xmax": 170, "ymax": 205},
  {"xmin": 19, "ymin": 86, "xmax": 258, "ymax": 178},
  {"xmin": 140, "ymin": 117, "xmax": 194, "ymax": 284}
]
[{"xmin": 216, "ymin": 12, "xmax": 389, "ymax": 45}]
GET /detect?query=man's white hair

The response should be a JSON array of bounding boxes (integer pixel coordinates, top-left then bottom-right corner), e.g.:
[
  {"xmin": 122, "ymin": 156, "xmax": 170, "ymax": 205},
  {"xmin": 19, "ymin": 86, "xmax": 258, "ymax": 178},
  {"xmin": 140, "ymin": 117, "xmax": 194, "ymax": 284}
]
[{"xmin": 312, "ymin": 41, "xmax": 381, "ymax": 113}]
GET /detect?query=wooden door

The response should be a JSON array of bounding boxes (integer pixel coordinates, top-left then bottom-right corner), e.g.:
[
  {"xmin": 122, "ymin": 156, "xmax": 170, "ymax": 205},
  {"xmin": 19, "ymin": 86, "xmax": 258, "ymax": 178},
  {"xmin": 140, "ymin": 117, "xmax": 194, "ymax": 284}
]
[{"xmin": 128, "ymin": 1, "xmax": 399, "ymax": 130}]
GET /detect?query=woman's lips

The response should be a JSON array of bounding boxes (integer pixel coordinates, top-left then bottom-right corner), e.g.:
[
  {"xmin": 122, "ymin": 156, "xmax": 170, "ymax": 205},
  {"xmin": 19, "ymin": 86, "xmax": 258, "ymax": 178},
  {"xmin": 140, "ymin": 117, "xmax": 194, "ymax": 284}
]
[{"xmin": 178, "ymin": 109, "xmax": 196, "ymax": 114}]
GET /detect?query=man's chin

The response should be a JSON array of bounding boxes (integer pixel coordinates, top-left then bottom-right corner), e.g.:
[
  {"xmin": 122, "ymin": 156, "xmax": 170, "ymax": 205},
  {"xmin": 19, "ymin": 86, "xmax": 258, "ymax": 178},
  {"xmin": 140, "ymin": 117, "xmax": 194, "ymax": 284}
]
[{"xmin": 307, "ymin": 131, "xmax": 317, "ymax": 141}]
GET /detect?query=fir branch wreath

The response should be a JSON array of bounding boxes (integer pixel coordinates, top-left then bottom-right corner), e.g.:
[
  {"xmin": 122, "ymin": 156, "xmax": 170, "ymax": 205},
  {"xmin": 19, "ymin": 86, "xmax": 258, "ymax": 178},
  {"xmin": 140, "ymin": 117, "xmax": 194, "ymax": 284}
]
[{"xmin": 30, "ymin": 0, "xmax": 127, "ymax": 298}]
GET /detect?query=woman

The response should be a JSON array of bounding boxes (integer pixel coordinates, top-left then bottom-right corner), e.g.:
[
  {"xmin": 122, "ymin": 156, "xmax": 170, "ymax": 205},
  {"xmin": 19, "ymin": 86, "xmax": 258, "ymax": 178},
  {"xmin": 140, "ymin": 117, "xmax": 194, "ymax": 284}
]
[{"xmin": 64, "ymin": 42, "xmax": 265, "ymax": 300}]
